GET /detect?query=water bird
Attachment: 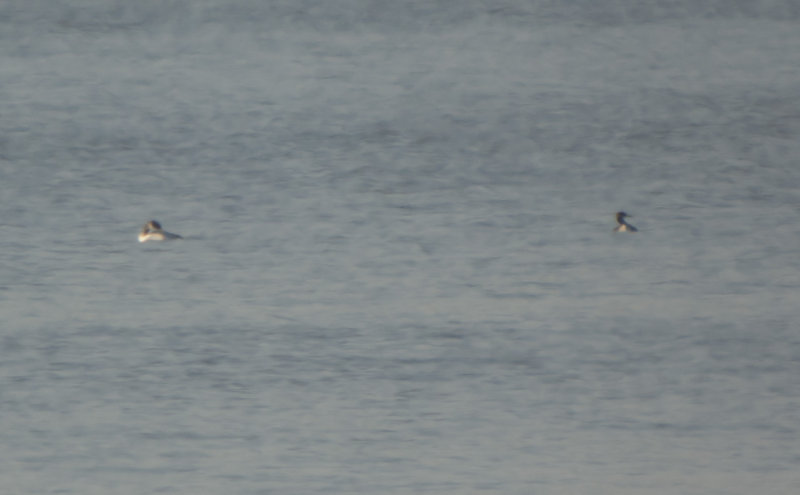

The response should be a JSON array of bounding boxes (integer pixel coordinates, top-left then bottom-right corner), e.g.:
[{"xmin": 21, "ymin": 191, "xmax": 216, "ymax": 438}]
[
  {"xmin": 613, "ymin": 211, "xmax": 638, "ymax": 232},
  {"xmin": 138, "ymin": 220, "xmax": 183, "ymax": 242}
]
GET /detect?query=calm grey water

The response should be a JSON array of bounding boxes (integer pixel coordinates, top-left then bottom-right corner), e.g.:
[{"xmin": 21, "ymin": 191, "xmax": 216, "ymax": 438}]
[{"xmin": 2, "ymin": 1, "xmax": 800, "ymax": 493}]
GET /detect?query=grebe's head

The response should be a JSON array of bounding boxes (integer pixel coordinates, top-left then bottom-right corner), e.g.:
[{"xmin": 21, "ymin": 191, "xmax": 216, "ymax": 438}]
[
  {"xmin": 146, "ymin": 220, "xmax": 163, "ymax": 231},
  {"xmin": 616, "ymin": 211, "xmax": 631, "ymax": 222}
]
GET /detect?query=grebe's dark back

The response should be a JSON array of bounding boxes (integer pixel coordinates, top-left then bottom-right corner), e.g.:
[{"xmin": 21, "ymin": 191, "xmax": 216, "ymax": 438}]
[{"xmin": 138, "ymin": 220, "xmax": 183, "ymax": 242}]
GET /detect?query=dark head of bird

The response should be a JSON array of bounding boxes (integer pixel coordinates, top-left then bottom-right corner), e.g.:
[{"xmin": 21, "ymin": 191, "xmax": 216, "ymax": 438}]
[{"xmin": 615, "ymin": 211, "xmax": 630, "ymax": 223}]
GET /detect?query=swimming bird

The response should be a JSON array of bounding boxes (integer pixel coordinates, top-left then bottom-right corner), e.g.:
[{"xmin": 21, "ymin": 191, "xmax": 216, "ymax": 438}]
[
  {"xmin": 138, "ymin": 220, "xmax": 182, "ymax": 242},
  {"xmin": 613, "ymin": 211, "xmax": 637, "ymax": 232}
]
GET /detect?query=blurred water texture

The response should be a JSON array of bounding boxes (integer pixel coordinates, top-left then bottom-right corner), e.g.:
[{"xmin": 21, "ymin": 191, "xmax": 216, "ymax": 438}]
[{"xmin": 1, "ymin": 1, "xmax": 800, "ymax": 493}]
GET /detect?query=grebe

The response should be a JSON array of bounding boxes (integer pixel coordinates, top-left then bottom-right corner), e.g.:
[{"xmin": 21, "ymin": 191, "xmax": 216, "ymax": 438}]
[
  {"xmin": 138, "ymin": 220, "xmax": 182, "ymax": 242},
  {"xmin": 613, "ymin": 211, "xmax": 637, "ymax": 232}
]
